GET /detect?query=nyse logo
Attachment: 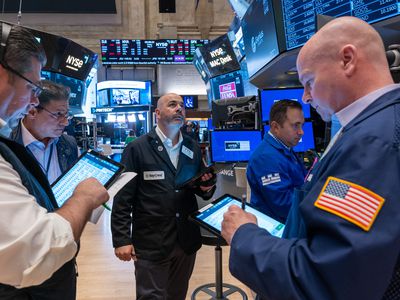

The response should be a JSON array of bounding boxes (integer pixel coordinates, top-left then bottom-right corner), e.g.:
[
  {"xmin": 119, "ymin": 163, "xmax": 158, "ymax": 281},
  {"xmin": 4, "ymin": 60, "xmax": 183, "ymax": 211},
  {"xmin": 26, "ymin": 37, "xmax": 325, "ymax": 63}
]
[
  {"xmin": 65, "ymin": 55, "xmax": 84, "ymax": 71},
  {"xmin": 251, "ymin": 30, "xmax": 264, "ymax": 53}
]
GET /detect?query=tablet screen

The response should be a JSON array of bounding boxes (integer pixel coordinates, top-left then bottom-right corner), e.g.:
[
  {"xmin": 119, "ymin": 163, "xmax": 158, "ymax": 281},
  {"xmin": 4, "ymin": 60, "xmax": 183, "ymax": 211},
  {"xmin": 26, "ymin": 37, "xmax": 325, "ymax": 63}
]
[
  {"xmin": 193, "ymin": 194, "xmax": 285, "ymax": 237},
  {"xmin": 51, "ymin": 150, "xmax": 124, "ymax": 207}
]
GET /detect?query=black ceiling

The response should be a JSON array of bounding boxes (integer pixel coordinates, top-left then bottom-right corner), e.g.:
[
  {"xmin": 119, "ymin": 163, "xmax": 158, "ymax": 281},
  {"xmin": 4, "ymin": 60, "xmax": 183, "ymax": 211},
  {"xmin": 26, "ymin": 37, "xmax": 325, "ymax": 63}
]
[{"xmin": 0, "ymin": 0, "xmax": 116, "ymax": 14}]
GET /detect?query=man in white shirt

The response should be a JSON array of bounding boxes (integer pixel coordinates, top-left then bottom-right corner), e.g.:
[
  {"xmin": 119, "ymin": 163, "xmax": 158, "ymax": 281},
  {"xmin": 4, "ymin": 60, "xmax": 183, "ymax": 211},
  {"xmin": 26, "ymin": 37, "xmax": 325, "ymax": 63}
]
[
  {"xmin": 11, "ymin": 80, "xmax": 79, "ymax": 184},
  {"xmin": 0, "ymin": 23, "xmax": 108, "ymax": 300}
]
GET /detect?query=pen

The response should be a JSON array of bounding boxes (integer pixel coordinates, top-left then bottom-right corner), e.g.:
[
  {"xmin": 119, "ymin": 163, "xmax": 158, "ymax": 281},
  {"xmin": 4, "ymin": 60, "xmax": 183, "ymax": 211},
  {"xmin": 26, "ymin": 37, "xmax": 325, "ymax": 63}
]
[
  {"xmin": 241, "ymin": 194, "xmax": 246, "ymax": 210},
  {"xmin": 102, "ymin": 203, "xmax": 111, "ymax": 211}
]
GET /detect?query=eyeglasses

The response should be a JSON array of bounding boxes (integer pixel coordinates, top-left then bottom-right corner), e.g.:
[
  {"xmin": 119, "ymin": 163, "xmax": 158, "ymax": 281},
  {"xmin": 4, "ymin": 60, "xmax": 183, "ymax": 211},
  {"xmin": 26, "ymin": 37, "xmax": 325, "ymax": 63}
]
[
  {"xmin": 0, "ymin": 62, "xmax": 44, "ymax": 97},
  {"xmin": 37, "ymin": 105, "xmax": 74, "ymax": 121}
]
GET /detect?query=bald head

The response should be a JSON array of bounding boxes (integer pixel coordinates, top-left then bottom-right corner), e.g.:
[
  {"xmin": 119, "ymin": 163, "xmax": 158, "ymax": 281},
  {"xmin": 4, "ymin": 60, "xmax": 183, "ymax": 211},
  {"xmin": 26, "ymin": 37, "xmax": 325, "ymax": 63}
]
[
  {"xmin": 297, "ymin": 17, "xmax": 394, "ymax": 118},
  {"xmin": 157, "ymin": 93, "xmax": 182, "ymax": 109}
]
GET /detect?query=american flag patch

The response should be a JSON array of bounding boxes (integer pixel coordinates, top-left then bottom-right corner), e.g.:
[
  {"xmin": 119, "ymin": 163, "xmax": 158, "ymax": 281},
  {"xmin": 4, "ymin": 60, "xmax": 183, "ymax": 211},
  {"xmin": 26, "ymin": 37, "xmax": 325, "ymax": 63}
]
[{"xmin": 315, "ymin": 177, "xmax": 385, "ymax": 231}]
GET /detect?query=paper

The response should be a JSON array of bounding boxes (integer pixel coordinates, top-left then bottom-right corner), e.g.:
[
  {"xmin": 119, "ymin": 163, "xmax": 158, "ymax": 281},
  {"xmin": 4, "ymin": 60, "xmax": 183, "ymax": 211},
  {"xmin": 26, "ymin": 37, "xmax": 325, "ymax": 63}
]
[{"xmin": 89, "ymin": 172, "xmax": 137, "ymax": 224}]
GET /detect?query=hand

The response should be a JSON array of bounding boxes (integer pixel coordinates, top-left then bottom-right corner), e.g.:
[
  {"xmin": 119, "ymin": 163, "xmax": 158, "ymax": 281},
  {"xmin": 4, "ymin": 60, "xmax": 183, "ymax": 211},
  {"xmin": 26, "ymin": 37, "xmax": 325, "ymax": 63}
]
[
  {"xmin": 199, "ymin": 172, "xmax": 216, "ymax": 191},
  {"xmin": 221, "ymin": 205, "xmax": 257, "ymax": 244},
  {"xmin": 114, "ymin": 245, "xmax": 137, "ymax": 262},
  {"xmin": 72, "ymin": 178, "xmax": 109, "ymax": 209}
]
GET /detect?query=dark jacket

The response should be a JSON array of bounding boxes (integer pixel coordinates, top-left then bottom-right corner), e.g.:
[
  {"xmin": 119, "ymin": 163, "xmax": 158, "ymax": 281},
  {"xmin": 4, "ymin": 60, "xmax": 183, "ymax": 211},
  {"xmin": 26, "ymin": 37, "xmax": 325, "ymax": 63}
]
[
  {"xmin": 0, "ymin": 136, "xmax": 76, "ymax": 300},
  {"xmin": 10, "ymin": 121, "xmax": 78, "ymax": 174},
  {"xmin": 111, "ymin": 129, "xmax": 215, "ymax": 261},
  {"xmin": 229, "ymin": 88, "xmax": 400, "ymax": 300}
]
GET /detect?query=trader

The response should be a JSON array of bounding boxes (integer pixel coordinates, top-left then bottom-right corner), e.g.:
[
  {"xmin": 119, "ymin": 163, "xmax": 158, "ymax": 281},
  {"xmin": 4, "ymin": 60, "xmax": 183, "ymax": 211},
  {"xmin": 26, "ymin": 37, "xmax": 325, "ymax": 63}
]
[
  {"xmin": 111, "ymin": 93, "xmax": 216, "ymax": 300},
  {"xmin": 222, "ymin": 16, "xmax": 400, "ymax": 300},
  {"xmin": 11, "ymin": 80, "xmax": 78, "ymax": 184},
  {"xmin": 0, "ymin": 24, "xmax": 108, "ymax": 299},
  {"xmin": 247, "ymin": 100, "xmax": 306, "ymax": 223}
]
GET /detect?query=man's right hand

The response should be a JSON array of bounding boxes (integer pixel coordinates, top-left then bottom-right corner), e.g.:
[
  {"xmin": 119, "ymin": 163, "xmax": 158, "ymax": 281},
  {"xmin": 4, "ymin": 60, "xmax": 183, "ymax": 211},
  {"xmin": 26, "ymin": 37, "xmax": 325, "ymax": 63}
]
[
  {"xmin": 115, "ymin": 245, "xmax": 137, "ymax": 262},
  {"xmin": 73, "ymin": 178, "xmax": 109, "ymax": 209}
]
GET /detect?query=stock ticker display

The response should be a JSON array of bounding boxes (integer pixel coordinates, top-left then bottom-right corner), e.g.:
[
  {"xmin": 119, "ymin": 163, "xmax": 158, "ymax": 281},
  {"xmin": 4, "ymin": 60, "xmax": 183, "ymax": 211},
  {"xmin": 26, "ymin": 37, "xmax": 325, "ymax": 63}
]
[
  {"xmin": 100, "ymin": 39, "xmax": 209, "ymax": 65},
  {"xmin": 282, "ymin": 0, "xmax": 400, "ymax": 50}
]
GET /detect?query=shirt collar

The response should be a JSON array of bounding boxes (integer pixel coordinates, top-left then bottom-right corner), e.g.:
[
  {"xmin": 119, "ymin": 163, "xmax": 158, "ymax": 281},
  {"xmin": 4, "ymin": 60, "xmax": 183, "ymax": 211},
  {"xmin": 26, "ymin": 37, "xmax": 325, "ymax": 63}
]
[
  {"xmin": 0, "ymin": 118, "xmax": 6, "ymax": 129},
  {"xmin": 155, "ymin": 125, "xmax": 183, "ymax": 149},
  {"xmin": 336, "ymin": 84, "xmax": 400, "ymax": 127},
  {"xmin": 21, "ymin": 120, "xmax": 58, "ymax": 148},
  {"xmin": 268, "ymin": 131, "xmax": 291, "ymax": 151}
]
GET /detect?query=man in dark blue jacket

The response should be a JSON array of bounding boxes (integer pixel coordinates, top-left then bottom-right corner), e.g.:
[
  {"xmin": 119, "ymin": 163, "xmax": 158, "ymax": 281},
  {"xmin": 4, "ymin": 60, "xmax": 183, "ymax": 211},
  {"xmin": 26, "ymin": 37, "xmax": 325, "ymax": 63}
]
[
  {"xmin": 111, "ymin": 93, "xmax": 216, "ymax": 300},
  {"xmin": 247, "ymin": 100, "xmax": 306, "ymax": 223},
  {"xmin": 222, "ymin": 16, "xmax": 400, "ymax": 300}
]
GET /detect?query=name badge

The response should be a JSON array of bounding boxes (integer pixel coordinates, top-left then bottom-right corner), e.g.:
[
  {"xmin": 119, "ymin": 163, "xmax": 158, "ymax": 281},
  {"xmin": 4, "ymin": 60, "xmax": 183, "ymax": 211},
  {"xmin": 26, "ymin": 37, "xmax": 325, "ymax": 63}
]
[
  {"xmin": 143, "ymin": 171, "xmax": 165, "ymax": 180},
  {"xmin": 182, "ymin": 145, "xmax": 194, "ymax": 159}
]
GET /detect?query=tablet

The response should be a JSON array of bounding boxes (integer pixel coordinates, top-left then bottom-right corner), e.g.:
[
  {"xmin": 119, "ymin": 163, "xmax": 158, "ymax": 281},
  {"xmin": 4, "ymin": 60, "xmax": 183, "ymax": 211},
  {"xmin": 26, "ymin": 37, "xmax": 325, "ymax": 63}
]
[
  {"xmin": 190, "ymin": 194, "xmax": 285, "ymax": 238},
  {"xmin": 51, "ymin": 150, "xmax": 125, "ymax": 207},
  {"xmin": 176, "ymin": 164, "xmax": 223, "ymax": 189}
]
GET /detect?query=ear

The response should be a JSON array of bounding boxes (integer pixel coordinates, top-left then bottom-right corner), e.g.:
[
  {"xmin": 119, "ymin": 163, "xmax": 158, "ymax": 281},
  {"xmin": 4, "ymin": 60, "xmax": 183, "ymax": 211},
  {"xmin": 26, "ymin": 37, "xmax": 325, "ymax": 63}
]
[
  {"xmin": 340, "ymin": 44, "xmax": 357, "ymax": 76},
  {"xmin": 26, "ymin": 107, "xmax": 38, "ymax": 119},
  {"xmin": 270, "ymin": 120, "xmax": 280, "ymax": 132}
]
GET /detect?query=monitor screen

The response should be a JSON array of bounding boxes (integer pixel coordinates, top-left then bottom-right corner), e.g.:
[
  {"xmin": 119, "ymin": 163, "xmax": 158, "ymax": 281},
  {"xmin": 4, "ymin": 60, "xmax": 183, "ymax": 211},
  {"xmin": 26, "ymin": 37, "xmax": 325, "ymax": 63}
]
[
  {"xmin": 260, "ymin": 88, "xmax": 310, "ymax": 122},
  {"xmin": 53, "ymin": 73, "xmax": 85, "ymax": 114},
  {"xmin": 96, "ymin": 80, "xmax": 152, "ymax": 106},
  {"xmin": 264, "ymin": 121, "xmax": 315, "ymax": 152},
  {"xmin": 209, "ymin": 71, "xmax": 245, "ymax": 100},
  {"xmin": 111, "ymin": 89, "xmax": 140, "ymax": 105},
  {"xmin": 242, "ymin": 0, "xmax": 279, "ymax": 78},
  {"xmin": 100, "ymin": 39, "xmax": 209, "ymax": 65},
  {"xmin": 211, "ymin": 130, "xmax": 262, "ymax": 162},
  {"xmin": 196, "ymin": 34, "xmax": 241, "ymax": 79},
  {"xmin": 182, "ymin": 95, "xmax": 198, "ymax": 109},
  {"xmin": 281, "ymin": 0, "xmax": 400, "ymax": 50}
]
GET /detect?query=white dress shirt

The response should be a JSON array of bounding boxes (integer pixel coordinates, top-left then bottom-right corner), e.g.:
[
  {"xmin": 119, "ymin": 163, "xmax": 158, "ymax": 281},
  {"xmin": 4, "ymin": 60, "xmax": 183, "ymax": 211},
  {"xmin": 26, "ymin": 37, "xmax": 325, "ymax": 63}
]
[
  {"xmin": 155, "ymin": 125, "xmax": 183, "ymax": 169},
  {"xmin": 0, "ymin": 118, "xmax": 76, "ymax": 288}
]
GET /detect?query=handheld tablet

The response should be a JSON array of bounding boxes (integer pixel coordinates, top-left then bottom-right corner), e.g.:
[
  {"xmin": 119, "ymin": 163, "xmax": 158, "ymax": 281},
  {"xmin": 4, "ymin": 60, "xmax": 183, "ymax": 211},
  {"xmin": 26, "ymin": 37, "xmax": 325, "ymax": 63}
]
[
  {"xmin": 176, "ymin": 164, "xmax": 223, "ymax": 189},
  {"xmin": 190, "ymin": 194, "xmax": 285, "ymax": 238},
  {"xmin": 51, "ymin": 150, "xmax": 125, "ymax": 207}
]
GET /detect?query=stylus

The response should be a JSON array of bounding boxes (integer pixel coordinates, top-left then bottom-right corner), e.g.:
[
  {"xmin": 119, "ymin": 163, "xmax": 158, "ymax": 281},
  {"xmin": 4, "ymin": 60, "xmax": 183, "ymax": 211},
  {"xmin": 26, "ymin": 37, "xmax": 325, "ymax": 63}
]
[
  {"xmin": 102, "ymin": 203, "xmax": 111, "ymax": 211},
  {"xmin": 241, "ymin": 194, "xmax": 246, "ymax": 210}
]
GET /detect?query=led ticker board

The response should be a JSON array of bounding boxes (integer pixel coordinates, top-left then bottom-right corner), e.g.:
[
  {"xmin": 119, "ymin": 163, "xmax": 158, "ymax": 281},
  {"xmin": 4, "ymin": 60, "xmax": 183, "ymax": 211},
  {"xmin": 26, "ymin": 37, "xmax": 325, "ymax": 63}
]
[
  {"xmin": 282, "ymin": 0, "xmax": 400, "ymax": 50},
  {"xmin": 100, "ymin": 39, "xmax": 209, "ymax": 65}
]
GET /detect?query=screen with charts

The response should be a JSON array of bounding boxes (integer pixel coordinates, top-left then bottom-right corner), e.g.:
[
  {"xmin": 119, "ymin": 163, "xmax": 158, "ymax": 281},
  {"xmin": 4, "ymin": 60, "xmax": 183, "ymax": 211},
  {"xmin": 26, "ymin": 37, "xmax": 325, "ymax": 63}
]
[
  {"xmin": 51, "ymin": 151, "xmax": 124, "ymax": 207},
  {"xmin": 260, "ymin": 88, "xmax": 311, "ymax": 122},
  {"xmin": 192, "ymin": 194, "xmax": 285, "ymax": 238},
  {"xmin": 264, "ymin": 121, "xmax": 315, "ymax": 152},
  {"xmin": 211, "ymin": 130, "xmax": 262, "ymax": 162}
]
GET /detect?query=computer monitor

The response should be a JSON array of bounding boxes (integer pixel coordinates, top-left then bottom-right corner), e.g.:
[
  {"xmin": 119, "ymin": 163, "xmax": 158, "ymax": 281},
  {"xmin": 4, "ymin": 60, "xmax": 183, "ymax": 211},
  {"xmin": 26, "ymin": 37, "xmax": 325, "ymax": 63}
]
[
  {"xmin": 263, "ymin": 121, "xmax": 315, "ymax": 152},
  {"xmin": 210, "ymin": 130, "xmax": 262, "ymax": 162},
  {"xmin": 260, "ymin": 88, "xmax": 311, "ymax": 122}
]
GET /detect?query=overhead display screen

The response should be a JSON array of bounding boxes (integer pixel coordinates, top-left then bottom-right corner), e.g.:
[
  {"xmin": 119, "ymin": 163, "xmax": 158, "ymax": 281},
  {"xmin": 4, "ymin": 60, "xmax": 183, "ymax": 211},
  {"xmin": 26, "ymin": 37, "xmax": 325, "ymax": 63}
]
[
  {"xmin": 100, "ymin": 39, "xmax": 209, "ymax": 65},
  {"xmin": 282, "ymin": 0, "xmax": 400, "ymax": 50},
  {"xmin": 242, "ymin": 0, "xmax": 280, "ymax": 78}
]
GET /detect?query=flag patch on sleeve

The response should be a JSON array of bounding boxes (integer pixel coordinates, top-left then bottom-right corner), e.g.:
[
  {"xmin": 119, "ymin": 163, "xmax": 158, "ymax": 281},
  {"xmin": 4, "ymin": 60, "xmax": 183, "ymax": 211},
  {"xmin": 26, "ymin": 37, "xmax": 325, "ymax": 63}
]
[{"xmin": 314, "ymin": 177, "xmax": 384, "ymax": 231}]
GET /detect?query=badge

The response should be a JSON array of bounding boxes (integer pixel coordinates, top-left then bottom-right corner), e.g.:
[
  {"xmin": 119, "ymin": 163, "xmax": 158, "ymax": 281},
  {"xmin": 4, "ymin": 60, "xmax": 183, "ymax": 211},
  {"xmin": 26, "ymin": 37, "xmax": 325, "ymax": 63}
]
[
  {"xmin": 158, "ymin": 146, "xmax": 163, "ymax": 152},
  {"xmin": 181, "ymin": 145, "xmax": 194, "ymax": 159},
  {"xmin": 315, "ymin": 176, "xmax": 385, "ymax": 231},
  {"xmin": 143, "ymin": 171, "xmax": 165, "ymax": 180},
  {"xmin": 261, "ymin": 173, "xmax": 281, "ymax": 186}
]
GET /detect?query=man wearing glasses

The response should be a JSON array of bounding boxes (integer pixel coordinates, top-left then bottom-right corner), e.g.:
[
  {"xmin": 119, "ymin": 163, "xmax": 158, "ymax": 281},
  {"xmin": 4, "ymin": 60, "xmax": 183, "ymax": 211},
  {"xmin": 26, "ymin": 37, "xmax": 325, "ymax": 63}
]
[
  {"xmin": 0, "ymin": 24, "xmax": 108, "ymax": 299},
  {"xmin": 10, "ymin": 80, "xmax": 78, "ymax": 184}
]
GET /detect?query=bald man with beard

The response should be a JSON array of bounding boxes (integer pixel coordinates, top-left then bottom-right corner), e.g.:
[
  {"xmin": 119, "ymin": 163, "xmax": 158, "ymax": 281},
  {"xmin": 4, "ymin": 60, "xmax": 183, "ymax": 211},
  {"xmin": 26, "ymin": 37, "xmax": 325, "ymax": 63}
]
[
  {"xmin": 111, "ymin": 93, "xmax": 216, "ymax": 300},
  {"xmin": 221, "ymin": 17, "xmax": 400, "ymax": 300}
]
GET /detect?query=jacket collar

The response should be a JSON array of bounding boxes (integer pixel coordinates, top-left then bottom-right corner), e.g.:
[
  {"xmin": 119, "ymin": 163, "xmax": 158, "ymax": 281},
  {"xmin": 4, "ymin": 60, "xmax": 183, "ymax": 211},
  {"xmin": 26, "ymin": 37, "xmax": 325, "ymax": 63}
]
[{"xmin": 264, "ymin": 131, "xmax": 292, "ymax": 157}]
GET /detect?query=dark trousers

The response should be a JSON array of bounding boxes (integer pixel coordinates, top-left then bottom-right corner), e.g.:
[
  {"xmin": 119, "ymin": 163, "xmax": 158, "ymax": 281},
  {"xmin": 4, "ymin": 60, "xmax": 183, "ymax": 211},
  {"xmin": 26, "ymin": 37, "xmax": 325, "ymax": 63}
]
[
  {"xmin": 135, "ymin": 244, "xmax": 196, "ymax": 300},
  {"xmin": 0, "ymin": 259, "xmax": 76, "ymax": 300}
]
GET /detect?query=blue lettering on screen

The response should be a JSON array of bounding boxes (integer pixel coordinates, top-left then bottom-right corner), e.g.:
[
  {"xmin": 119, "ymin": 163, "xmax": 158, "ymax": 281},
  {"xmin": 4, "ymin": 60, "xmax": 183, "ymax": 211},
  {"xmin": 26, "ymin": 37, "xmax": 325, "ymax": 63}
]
[
  {"xmin": 211, "ymin": 130, "xmax": 262, "ymax": 162},
  {"xmin": 260, "ymin": 88, "xmax": 311, "ymax": 122},
  {"xmin": 264, "ymin": 121, "xmax": 315, "ymax": 152},
  {"xmin": 52, "ymin": 152, "xmax": 119, "ymax": 207},
  {"xmin": 282, "ymin": 0, "xmax": 400, "ymax": 50}
]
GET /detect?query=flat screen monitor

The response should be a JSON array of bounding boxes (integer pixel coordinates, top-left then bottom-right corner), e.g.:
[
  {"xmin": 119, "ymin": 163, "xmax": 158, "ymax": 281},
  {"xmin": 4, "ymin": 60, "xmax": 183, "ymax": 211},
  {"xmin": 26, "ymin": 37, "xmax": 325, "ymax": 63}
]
[
  {"xmin": 196, "ymin": 34, "xmax": 241, "ymax": 79},
  {"xmin": 209, "ymin": 71, "xmax": 245, "ymax": 101},
  {"xmin": 182, "ymin": 95, "xmax": 198, "ymax": 109},
  {"xmin": 260, "ymin": 88, "xmax": 310, "ymax": 122},
  {"xmin": 100, "ymin": 39, "xmax": 209, "ymax": 65},
  {"xmin": 111, "ymin": 89, "xmax": 140, "ymax": 105},
  {"xmin": 210, "ymin": 130, "xmax": 262, "ymax": 162},
  {"xmin": 242, "ymin": 0, "xmax": 280, "ymax": 78},
  {"xmin": 264, "ymin": 121, "xmax": 315, "ymax": 152}
]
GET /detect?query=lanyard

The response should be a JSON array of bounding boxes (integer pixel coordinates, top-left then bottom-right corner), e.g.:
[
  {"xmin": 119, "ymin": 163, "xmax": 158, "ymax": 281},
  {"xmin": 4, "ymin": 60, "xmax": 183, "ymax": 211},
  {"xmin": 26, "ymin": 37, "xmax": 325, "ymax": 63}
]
[{"xmin": 39, "ymin": 143, "xmax": 54, "ymax": 176}]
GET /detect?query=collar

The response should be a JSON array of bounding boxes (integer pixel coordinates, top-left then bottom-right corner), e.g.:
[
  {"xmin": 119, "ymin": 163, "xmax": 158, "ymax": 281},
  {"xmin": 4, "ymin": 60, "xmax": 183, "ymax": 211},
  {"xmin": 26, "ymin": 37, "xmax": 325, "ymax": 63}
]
[
  {"xmin": 336, "ymin": 84, "xmax": 400, "ymax": 127},
  {"xmin": 21, "ymin": 121, "xmax": 58, "ymax": 148},
  {"xmin": 0, "ymin": 118, "xmax": 6, "ymax": 129},
  {"xmin": 267, "ymin": 131, "xmax": 291, "ymax": 151},
  {"xmin": 155, "ymin": 125, "xmax": 183, "ymax": 148}
]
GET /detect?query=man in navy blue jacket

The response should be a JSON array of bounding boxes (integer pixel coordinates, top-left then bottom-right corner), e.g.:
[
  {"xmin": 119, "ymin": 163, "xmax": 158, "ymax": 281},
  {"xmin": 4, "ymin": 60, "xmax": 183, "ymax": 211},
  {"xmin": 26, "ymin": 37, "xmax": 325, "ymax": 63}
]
[
  {"xmin": 247, "ymin": 100, "xmax": 306, "ymax": 223},
  {"xmin": 222, "ymin": 16, "xmax": 400, "ymax": 300}
]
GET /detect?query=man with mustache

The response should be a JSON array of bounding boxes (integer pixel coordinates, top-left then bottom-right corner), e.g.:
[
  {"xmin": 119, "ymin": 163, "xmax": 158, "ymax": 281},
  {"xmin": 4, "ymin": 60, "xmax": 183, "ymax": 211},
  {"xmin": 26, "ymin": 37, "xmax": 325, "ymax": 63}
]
[
  {"xmin": 111, "ymin": 93, "xmax": 216, "ymax": 300},
  {"xmin": 10, "ymin": 80, "xmax": 78, "ymax": 184}
]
